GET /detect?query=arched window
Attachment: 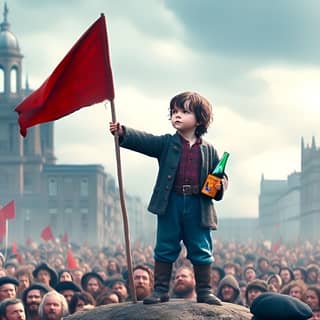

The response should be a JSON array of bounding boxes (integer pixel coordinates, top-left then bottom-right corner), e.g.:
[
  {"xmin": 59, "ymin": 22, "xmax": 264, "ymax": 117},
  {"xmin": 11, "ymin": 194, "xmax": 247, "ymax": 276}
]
[
  {"xmin": 10, "ymin": 66, "xmax": 18, "ymax": 93},
  {"xmin": 0, "ymin": 67, "xmax": 4, "ymax": 93}
]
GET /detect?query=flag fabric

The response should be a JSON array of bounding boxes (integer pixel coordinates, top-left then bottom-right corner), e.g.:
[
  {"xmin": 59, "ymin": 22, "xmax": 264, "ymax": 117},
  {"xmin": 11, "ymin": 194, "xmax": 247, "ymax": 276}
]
[
  {"xmin": 0, "ymin": 217, "xmax": 6, "ymax": 240},
  {"xmin": 15, "ymin": 14, "xmax": 115, "ymax": 137},
  {"xmin": 0, "ymin": 200, "xmax": 16, "ymax": 220},
  {"xmin": 41, "ymin": 225, "xmax": 54, "ymax": 241},
  {"xmin": 61, "ymin": 232, "xmax": 69, "ymax": 244},
  {"xmin": 0, "ymin": 200, "xmax": 16, "ymax": 240},
  {"xmin": 66, "ymin": 248, "xmax": 78, "ymax": 269}
]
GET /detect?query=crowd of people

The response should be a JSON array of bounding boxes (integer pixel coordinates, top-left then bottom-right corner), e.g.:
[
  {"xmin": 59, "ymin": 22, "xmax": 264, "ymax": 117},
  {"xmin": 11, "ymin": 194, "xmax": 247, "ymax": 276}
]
[{"xmin": 0, "ymin": 238, "xmax": 319, "ymax": 319}]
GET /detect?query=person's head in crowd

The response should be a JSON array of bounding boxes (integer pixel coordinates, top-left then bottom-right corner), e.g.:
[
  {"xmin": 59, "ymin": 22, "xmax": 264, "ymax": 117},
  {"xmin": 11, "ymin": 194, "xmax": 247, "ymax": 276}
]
[
  {"xmin": 105, "ymin": 278, "xmax": 128, "ymax": 301},
  {"xmin": 266, "ymin": 273, "xmax": 282, "ymax": 293},
  {"xmin": 171, "ymin": 265, "xmax": 196, "ymax": 299},
  {"xmin": 38, "ymin": 291, "xmax": 69, "ymax": 320},
  {"xmin": 106, "ymin": 258, "xmax": 121, "ymax": 278},
  {"xmin": 281, "ymin": 279, "xmax": 307, "ymax": 301},
  {"xmin": 250, "ymin": 292, "xmax": 312, "ymax": 320},
  {"xmin": 95, "ymin": 287, "xmax": 121, "ymax": 305},
  {"xmin": 293, "ymin": 267, "xmax": 307, "ymax": 282},
  {"xmin": 71, "ymin": 269, "xmax": 83, "ymax": 287},
  {"xmin": 91, "ymin": 266, "xmax": 107, "ymax": 281},
  {"xmin": 271, "ymin": 262, "xmax": 281, "ymax": 275},
  {"xmin": 80, "ymin": 272, "xmax": 104, "ymax": 299},
  {"xmin": 57, "ymin": 270, "xmax": 73, "ymax": 283},
  {"xmin": 311, "ymin": 308, "xmax": 320, "ymax": 320},
  {"xmin": 15, "ymin": 267, "xmax": 33, "ymax": 298},
  {"xmin": 244, "ymin": 253, "xmax": 256, "ymax": 267},
  {"xmin": 305, "ymin": 285, "xmax": 320, "ymax": 310},
  {"xmin": 306, "ymin": 264, "xmax": 320, "ymax": 285},
  {"xmin": 22, "ymin": 283, "xmax": 49, "ymax": 320},
  {"xmin": 55, "ymin": 281, "xmax": 81, "ymax": 304},
  {"xmin": 216, "ymin": 274, "xmax": 242, "ymax": 304},
  {"xmin": 279, "ymin": 266, "xmax": 294, "ymax": 287},
  {"xmin": 223, "ymin": 262, "xmax": 237, "ymax": 278},
  {"xmin": 243, "ymin": 266, "xmax": 257, "ymax": 283},
  {"xmin": 0, "ymin": 298, "xmax": 25, "ymax": 320},
  {"xmin": 0, "ymin": 276, "xmax": 19, "ymax": 302},
  {"xmin": 245, "ymin": 279, "xmax": 268, "ymax": 307},
  {"xmin": 133, "ymin": 265, "xmax": 153, "ymax": 301},
  {"xmin": 4, "ymin": 261, "xmax": 18, "ymax": 278},
  {"xmin": 68, "ymin": 292, "xmax": 95, "ymax": 314},
  {"xmin": 32, "ymin": 263, "xmax": 58, "ymax": 289},
  {"xmin": 210, "ymin": 265, "xmax": 225, "ymax": 291},
  {"xmin": 256, "ymin": 257, "xmax": 271, "ymax": 277}
]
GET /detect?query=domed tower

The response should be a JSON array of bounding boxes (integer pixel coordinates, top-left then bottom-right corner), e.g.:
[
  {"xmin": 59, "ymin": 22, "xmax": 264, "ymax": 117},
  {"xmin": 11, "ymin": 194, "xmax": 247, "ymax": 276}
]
[{"xmin": 0, "ymin": 3, "xmax": 54, "ymax": 202}]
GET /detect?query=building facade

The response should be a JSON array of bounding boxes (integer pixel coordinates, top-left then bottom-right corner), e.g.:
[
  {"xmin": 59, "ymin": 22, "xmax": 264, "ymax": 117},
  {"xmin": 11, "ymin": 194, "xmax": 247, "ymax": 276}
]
[
  {"xmin": 0, "ymin": 5, "xmax": 152, "ymax": 246},
  {"xmin": 259, "ymin": 137, "xmax": 320, "ymax": 242}
]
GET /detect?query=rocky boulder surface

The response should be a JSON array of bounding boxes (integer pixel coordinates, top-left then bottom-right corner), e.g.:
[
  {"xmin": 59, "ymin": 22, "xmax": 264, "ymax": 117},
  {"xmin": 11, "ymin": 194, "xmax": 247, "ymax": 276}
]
[{"xmin": 66, "ymin": 299, "xmax": 252, "ymax": 320}]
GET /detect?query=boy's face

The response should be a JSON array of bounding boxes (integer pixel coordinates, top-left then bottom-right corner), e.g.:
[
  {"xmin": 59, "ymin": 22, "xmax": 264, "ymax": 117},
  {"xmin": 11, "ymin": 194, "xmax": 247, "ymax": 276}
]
[{"xmin": 171, "ymin": 103, "xmax": 198, "ymax": 135}]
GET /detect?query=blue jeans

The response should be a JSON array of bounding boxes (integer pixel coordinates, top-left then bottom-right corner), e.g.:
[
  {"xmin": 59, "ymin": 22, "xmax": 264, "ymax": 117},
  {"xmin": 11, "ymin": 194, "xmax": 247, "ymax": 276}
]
[{"xmin": 154, "ymin": 192, "xmax": 214, "ymax": 265}]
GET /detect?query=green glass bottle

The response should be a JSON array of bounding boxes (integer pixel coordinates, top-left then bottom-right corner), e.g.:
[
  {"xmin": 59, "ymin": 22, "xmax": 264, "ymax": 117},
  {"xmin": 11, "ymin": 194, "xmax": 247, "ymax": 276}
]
[
  {"xmin": 211, "ymin": 152, "xmax": 229, "ymax": 178},
  {"xmin": 201, "ymin": 151, "xmax": 229, "ymax": 198}
]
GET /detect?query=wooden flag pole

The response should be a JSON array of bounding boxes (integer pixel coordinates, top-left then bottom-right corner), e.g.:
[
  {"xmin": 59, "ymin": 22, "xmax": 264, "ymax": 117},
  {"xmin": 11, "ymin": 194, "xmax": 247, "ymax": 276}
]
[{"xmin": 109, "ymin": 100, "xmax": 137, "ymax": 303}]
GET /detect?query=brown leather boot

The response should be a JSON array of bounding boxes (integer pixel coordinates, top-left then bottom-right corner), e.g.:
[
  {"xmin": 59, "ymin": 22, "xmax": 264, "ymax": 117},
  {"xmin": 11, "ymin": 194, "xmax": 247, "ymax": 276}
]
[
  {"xmin": 143, "ymin": 260, "xmax": 172, "ymax": 304},
  {"xmin": 194, "ymin": 264, "xmax": 222, "ymax": 305}
]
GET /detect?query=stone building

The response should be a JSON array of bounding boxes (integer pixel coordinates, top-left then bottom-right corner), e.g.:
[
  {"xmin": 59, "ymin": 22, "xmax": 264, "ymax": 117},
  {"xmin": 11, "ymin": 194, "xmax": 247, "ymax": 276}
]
[
  {"xmin": 259, "ymin": 137, "xmax": 320, "ymax": 242},
  {"xmin": 0, "ymin": 4, "xmax": 151, "ymax": 246}
]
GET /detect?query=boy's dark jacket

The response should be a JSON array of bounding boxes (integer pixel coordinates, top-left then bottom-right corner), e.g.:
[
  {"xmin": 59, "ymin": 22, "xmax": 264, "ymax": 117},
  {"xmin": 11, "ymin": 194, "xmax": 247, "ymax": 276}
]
[{"xmin": 120, "ymin": 127, "xmax": 225, "ymax": 230}]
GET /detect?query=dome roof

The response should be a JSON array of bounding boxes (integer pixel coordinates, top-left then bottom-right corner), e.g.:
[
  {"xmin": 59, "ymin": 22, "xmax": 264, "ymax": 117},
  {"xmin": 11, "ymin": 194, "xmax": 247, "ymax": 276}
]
[
  {"xmin": 0, "ymin": 29, "xmax": 19, "ymax": 50},
  {"xmin": 0, "ymin": 3, "xmax": 20, "ymax": 52}
]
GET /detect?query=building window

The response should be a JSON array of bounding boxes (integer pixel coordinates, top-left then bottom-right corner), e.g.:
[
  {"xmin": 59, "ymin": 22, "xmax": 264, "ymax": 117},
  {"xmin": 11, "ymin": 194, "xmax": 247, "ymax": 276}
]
[
  {"xmin": 63, "ymin": 177, "xmax": 73, "ymax": 195},
  {"xmin": 48, "ymin": 178, "xmax": 57, "ymax": 196},
  {"xmin": 80, "ymin": 208, "xmax": 89, "ymax": 231},
  {"xmin": 80, "ymin": 178, "xmax": 88, "ymax": 197},
  {"xmin": 10, "ymin": 67, "xmax": 17, "ymax": 93},
  {"xmin": 0, "ymin": 68, "xmax": 4, "ymax": 93},
  {"xmin": 49, "ymin": 208, "xmax": 58, "ymax": 230},
  {"xmin": 24, "ymin": 174, "xmax": 32, "ymax": 193}
]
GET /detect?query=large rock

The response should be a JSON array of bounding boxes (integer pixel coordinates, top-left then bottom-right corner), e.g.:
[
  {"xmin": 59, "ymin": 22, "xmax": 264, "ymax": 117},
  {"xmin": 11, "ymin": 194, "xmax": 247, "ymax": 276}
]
[{"xmin": 66, "ymin": 299, "xmax": 252, "ymax": 320}]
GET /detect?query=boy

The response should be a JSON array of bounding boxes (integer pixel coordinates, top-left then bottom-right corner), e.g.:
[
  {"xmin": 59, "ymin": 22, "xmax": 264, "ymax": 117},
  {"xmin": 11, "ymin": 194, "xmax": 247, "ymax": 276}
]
[{"xmin": 109, "ymin": 91, "xmax": 228, "ymax": 305}]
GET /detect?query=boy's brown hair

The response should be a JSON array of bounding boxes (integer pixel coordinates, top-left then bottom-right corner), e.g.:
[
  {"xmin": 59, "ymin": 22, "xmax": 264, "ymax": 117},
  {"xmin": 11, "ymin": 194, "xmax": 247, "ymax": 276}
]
[{"xmin": 169, "ymin": 91, "xmax": 213, "ymax": 137}]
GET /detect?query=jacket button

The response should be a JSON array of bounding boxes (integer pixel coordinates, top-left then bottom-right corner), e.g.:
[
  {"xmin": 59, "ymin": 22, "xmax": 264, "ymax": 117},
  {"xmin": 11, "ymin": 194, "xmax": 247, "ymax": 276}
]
[
  {"xmin": 167, "ymin": 175, "xmax": 172, "ymax": 180},
  {"xmin": 165, "ymin": 185, "xmax": 170, "ymax": 190}
]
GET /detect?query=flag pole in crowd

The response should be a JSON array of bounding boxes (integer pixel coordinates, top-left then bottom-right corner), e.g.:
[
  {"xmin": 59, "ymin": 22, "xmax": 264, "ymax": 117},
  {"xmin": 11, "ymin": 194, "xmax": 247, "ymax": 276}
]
[{"xmin": 14, "ymin": 14, "xmax": 137, "ymax": 303}]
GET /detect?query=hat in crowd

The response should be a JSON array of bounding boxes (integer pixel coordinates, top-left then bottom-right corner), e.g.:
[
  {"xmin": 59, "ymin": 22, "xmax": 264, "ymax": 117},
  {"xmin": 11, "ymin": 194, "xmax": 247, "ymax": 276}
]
[
  {"xmin": 22, "ymin": 282, "xmax": 50, "ymax": 304},
  {"xmin": 32, "ymin": 262, "xmax": 58, "ymax": 288},
  {"xmin": 104, "ymin": 277, "xmax": 127, "ymax": 288},
  {"xmin": 0, "ymin": 276, "xmax": 19, "ymax": 287},
  {"xmin": 306, "ymin": 263, "xmax": 320, "ymax": 274},
  {"xmin": 245, "ymin": 279, "xmax": 268, "ymax": 301},
  {"xmin": 4, "ymin": 259, "xmax": 18, "ymax": 269},
  {"xmin": 250, "ymin": 292, "xmax": 312, "ymax": 320},
  {"xmin": 81, "ymin": 272, "xmax": 104, "ymax": 290},
  {"xmin": 55, "ymin": 281, "xmax": 82, "ymax": 293}
]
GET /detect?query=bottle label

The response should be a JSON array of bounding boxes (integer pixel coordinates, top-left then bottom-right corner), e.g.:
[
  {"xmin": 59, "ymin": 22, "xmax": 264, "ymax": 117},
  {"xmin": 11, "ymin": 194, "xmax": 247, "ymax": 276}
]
[{"xmin": 201, "ymin": 174, "xmax": 221, "ymax": 198}]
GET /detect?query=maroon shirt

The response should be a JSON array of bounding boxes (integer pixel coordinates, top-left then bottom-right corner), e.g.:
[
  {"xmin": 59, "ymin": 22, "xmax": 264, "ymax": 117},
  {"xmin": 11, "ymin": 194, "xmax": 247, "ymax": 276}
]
[{"xmin": 174, "ymin": 134, "xmax": 201, "ymax": 187}]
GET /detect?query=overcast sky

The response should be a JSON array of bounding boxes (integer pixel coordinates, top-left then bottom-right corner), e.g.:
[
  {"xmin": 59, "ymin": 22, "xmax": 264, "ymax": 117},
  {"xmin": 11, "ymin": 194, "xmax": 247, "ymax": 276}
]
[{"xmin": 7, "ymin": 0, "xmax": 320, "ymax": 218}]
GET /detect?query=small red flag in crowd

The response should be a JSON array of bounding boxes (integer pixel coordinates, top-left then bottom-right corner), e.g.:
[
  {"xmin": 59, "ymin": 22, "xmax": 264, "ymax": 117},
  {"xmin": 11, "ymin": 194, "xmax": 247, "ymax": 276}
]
[
  {"xmin": 0, "ymin": 200, "xmax": 16, "ymax": 240},
  {"xmin": 15, "ymin": 14, "xmax": 115, "ymax": 137},
  {"xmin": 41, "ymin": 225, "xmax": 54, "ymax": 242},
  {"xmin": 67, "ymin": 248, "xmax": 78, "ymax": 269},
  {"xmin": 61, "ymin": 232, "xmax": 69, "ymax": 244}
]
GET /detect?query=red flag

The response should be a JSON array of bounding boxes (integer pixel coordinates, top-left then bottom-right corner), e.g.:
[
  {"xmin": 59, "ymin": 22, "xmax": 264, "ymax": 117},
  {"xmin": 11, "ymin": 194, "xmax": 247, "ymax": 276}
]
[
  {"xmin": 15, "ymin": 14, "xmax": 115, "ymax": 137},
  {"xmin": 66, "ymin": 248, "xmax": 78, "ymax": 269},
  {"xmin": 61, "ymin": 232, "xmax": 69, "ymax": 244},
  {"xmin": 41, "ymin": 225, "xmax": 54, "ymax": 241},
  {"xmin": 0, "ymin": 200, "xmax": 16, "ymax": 220},
  {"xmin": 12, "ymin": 240, "xmax": 18, "ymax": 254},
  {"xmin": 0, "ymin": 217, "xmax": 6, "ymax": 240}
]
